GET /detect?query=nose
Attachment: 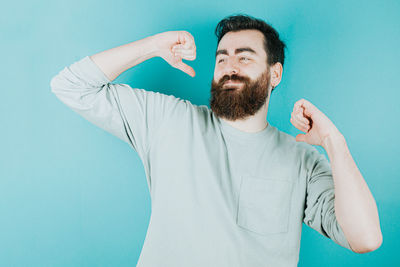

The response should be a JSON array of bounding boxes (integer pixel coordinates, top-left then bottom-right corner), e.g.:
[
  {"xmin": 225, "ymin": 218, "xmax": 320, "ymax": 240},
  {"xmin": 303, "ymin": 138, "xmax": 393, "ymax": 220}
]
[{"xmin": 223, "ymin": 57, "xmax": 239, "ymax": 76}]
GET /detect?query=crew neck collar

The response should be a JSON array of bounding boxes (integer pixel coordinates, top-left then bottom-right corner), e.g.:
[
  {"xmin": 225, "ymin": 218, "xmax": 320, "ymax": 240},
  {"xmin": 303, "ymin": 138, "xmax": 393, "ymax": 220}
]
[{"xmin": 214, "ymin": 113, "xmax": 275, "ymax": 142}]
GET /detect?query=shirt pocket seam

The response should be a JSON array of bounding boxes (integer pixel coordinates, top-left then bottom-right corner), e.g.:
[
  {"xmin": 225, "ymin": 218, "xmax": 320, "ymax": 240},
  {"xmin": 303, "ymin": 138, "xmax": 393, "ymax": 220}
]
[{"xmin": 236, "ymin": 175, "xmax": 294, "ymax": 235}]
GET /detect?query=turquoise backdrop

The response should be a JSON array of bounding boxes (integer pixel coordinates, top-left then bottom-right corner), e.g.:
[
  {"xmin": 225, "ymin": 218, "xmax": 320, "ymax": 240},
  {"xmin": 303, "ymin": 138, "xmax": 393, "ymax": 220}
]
[{"xmin": 1, "ymin": 0, "xmax": 399, "ymax": 266}]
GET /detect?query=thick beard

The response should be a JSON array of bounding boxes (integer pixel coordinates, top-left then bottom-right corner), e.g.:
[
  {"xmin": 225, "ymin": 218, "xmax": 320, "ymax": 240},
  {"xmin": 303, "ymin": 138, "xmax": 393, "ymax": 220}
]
[{"xmin": 209, "ymin": 69, "xmax": 271, "ymax": 121}]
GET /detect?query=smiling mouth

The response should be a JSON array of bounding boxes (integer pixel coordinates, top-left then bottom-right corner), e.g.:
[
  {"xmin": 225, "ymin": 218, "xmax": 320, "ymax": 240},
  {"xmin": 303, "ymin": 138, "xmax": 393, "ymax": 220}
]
[{"xmin": 224, "ymin": 80, "xmax": 242, "ymax": 85}]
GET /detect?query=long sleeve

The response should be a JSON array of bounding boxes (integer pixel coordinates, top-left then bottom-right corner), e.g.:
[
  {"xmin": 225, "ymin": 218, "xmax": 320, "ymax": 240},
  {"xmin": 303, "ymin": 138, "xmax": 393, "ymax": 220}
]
[
  {"xmin": 50, "ymin": 55, "xmax": 189, "ymax": 162},
  {"xmin": 302, "ymin": 149, "xmax": 353, "ymax": 251}
]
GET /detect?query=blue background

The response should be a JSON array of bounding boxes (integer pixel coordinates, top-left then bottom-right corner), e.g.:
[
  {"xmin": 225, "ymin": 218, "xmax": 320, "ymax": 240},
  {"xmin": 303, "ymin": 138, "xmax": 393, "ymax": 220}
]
[{"xmin": 1, "ymin": 0, "xmax": 399, "ymax": 266}]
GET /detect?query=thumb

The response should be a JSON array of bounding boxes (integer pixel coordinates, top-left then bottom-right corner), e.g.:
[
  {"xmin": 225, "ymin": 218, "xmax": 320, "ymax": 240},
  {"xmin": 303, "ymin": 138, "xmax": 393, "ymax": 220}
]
[
  {"xmin": 175, "ymin": 61, "xmax": 195, "ymax": 77},
  {"xmin": 296, "ymin": 133, "xmax": 307, "ymax": 143}
]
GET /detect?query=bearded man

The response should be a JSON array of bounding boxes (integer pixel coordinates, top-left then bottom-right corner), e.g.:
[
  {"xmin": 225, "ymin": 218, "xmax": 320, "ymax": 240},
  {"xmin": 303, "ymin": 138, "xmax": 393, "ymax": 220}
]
[{"xmin": 51, "ymin": 14, "xmax": 382, "ymax": 267}]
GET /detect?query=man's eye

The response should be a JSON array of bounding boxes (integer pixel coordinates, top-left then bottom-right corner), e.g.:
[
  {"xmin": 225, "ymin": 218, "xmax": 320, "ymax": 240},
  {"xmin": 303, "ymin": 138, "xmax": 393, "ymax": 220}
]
[
  {"xmin": 218, "ymin": 58, "xmax": 225, "ymax": 63},
  {"xmin": 240, "ymin": 57, "xmax": 249, "ymax": 62}
]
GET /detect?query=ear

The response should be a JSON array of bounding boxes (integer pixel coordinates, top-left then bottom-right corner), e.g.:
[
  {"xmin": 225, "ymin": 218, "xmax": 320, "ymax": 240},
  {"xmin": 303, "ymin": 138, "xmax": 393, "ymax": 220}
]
[{"xmin": 270, "ymin": 62, "xmax": 283, "ymax": 88}]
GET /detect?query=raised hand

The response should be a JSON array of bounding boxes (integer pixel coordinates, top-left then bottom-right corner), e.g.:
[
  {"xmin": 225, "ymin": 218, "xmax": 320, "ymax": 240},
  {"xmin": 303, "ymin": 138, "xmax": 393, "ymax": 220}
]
[
  {"xmin": 290, "ymin": 99, "xmax": 342, "ymax": 147},
  {"xmin": 153, "ymin": 31, "xmax": 197, "ymax": 77}
]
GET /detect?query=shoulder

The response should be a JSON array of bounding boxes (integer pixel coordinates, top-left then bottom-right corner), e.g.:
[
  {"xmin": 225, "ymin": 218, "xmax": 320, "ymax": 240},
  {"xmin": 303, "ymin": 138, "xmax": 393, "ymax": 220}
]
[
  {"xmin": 123, "ymin": 87, "xmax": 198, "ymax": 112},
  {"xmin": 274, "ymin": 128, "xmax": 312, "ymax": 153},
  {"xmin": 273, "ymin": 127, "xmax": 323, "ymax": 166}
]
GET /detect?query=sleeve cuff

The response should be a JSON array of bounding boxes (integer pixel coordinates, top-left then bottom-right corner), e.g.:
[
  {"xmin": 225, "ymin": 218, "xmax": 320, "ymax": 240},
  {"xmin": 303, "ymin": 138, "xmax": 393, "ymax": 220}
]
[{"xmin": 71, "ymin": 55, "xmax": 112, "ymax": 86}]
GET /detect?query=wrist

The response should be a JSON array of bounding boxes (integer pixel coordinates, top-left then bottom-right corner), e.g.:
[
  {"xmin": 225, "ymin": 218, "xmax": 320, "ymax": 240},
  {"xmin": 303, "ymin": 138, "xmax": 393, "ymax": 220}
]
[
  {"xmin": 322, "ymin": 131, "xmax": 346, "ymax": 156},
  {"xmin": 148, "ymin": 34, "xmax": 161, "ymax": 58}
]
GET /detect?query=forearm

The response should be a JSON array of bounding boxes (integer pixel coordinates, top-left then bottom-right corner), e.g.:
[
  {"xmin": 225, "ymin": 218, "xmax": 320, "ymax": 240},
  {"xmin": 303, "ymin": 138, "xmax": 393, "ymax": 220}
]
[
  {"xmin": 323, "ymin": 134, "xmax": 382, "ymax": 253},
  {"xmin": 90, "ymin": 35, "xmax": 159, "ymax": 82}
]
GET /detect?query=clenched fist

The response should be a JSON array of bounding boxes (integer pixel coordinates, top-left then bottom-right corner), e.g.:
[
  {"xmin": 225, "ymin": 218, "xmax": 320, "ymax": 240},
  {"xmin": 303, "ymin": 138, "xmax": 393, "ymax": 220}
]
[
  {"xmin": 152, "ymin": 31, "xmax": 197, "ymax": 77},
  {"xmin": 290, "ymin": 99, "xmax": 343, "ymax": 148}
]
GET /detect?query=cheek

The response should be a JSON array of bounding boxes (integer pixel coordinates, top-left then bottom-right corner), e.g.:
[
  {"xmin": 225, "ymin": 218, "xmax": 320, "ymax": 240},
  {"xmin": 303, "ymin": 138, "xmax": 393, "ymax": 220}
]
[{"xmin": 213, "ymin": 71, "xmax": 222, "ymax": 82}]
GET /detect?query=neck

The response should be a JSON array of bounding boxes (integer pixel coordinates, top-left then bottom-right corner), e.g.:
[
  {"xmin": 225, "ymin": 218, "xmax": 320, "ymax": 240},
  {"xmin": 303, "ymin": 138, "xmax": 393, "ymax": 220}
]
[{"xmin": 220, "ymin": 98, "xmax": 270, "ymax": 133}]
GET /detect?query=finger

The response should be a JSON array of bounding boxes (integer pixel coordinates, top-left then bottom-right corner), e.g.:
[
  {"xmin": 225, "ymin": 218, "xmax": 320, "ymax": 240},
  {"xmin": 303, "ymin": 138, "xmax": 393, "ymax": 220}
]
[
  {"xmin": 172, "ymin": 44, "xmax": 195, "ymax": 51},
  {"xmin": 290, "ymin": 116, "xmax": 303, "ymax": 131},
  {"xmin": 291, "ymin": 114, "xmax": 310, "ymax": 132},
  {"xmin": 290, "ymin": 116, "xmax": 310, "ymax": 133},
  {"xmin": 179, "ymin": 54, "xmax": 196, "ymax": 61},
  {"xmin": 185, "ymin": 31, "xmax": 195, "ymax": 44},
  {"xmin": 183, "ymin": 32, "xmax": 195, "ymax": 49},
  {"xmin": 292, "ymin": 112, "xmax": 312, "ymax": 129},
  {"xmin": 294, "ymin": 105, "xmax": 307, "ymax": 120},
  {"xmin": 296, "ymin": 115, "xmax": 310, "ymax": 126},
  {"xmin": 172, "ymin": 54, "xmax": 195, "ymax": 66},
  {"xmin": 173, "ymin": 49, "xmax": 196, "ymax": 60},
  {"xmin": 294, "ymin": 110, "xmax": 310, "ymax": 125},
  {"xmin": 175, "ymin": 60, "xmax": 195, "ymax": 77},
  {"xmin": 294, "ymin": 99, "xmax": 309, "ymax": 117},
  {"xmin": 300, "ymin": 106, "xmax": 314, "ymax": 130},
  {"xmin": 182, "ymin": 40, "xmax": 192, "ymax": 49},
  {"xmin": 295, "ymin": 102, "xmax": 306, "ymax": 116},
  {"xmin": 183, "ymin": 54, "xmax": 196, "ymax": 61},
  {"xmin": 294, "ymin": 98, "xmax": 317, "ymax": 117},
  {"xmin": 177, "ymin": 32, "xmax": 196, "ymax": 50},
  {"xmin": 173, "ymin": 53, "xmax": 196, "ymax": 62},
  {"xmin": 173, "ymin": 48, "xmax": 195, "ymax": 55}
]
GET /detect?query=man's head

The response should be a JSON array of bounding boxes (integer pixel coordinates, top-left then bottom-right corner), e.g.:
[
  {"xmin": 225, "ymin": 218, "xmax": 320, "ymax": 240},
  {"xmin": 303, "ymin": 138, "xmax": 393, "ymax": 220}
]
[{"xmin": 209, "ymin": 14, "xmax": 286, "ymax": 121}]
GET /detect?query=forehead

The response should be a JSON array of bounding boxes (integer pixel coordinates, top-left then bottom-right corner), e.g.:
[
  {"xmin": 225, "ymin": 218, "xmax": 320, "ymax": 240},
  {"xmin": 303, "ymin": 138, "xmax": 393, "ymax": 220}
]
[{"xmin": 217, "ymin": 29, "xmax": 266, "ymax": 58}]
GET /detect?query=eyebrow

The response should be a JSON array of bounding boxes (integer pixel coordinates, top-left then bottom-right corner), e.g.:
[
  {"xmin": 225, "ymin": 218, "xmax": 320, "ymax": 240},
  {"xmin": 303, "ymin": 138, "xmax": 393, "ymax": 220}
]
[{"xmin": 215, "ymin": 47, "xmax": 258, "ymax": 58}]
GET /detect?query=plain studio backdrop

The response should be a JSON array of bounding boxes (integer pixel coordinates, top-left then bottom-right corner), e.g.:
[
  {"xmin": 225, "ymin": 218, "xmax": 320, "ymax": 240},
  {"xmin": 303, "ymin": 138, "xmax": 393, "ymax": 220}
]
[{"xmin": 1, "ymin": 0, "xmax": 399, "ymax": 266}]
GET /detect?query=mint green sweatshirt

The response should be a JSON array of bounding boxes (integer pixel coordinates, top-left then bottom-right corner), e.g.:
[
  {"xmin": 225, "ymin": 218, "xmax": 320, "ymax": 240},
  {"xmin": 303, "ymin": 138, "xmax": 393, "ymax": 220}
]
[{"xmin": 50, "ymin": 56, "xmax": 352, "ymax": 267}]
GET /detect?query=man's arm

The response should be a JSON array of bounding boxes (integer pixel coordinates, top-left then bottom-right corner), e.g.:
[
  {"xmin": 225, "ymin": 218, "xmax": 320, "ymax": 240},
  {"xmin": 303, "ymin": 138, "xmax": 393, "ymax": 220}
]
[
  {"xmin": 291, "ymin": 99, "xmax": 382, "ymax": 254},
  {"xmin": 89, "ymin": 36, "xmax": 159, "ymax": 82},
  {"xmin": 50, "ymin": 31, "xmax": 197, "ymax": 155},
  {"xmin": 322, "ymin": 132, "xmax": 382, "ymax": 253},
  {"xmin": 90, "ymin": 31, "xmax": 197, "ymax": 81}
]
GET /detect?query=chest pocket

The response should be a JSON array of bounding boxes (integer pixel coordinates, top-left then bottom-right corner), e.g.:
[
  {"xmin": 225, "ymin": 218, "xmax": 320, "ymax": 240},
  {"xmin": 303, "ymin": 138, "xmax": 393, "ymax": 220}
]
[{"xmin": 237, "ymin": 175, "xmax": 294, "ymax": 235}]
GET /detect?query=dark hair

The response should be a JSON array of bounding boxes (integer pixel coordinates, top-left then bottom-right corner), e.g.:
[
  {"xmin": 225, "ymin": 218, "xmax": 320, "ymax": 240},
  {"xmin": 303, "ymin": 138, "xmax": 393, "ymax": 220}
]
[{"xmin": 215, "ymin": 14, "xmax": 286, "ymax": 67}]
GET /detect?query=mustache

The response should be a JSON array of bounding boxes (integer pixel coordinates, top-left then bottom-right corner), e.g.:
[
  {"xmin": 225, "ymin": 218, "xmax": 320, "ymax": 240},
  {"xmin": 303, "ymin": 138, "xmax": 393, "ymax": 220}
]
[{"xmin": 218, "ymin": 74, "xmax": 250, "ymax": 85}]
